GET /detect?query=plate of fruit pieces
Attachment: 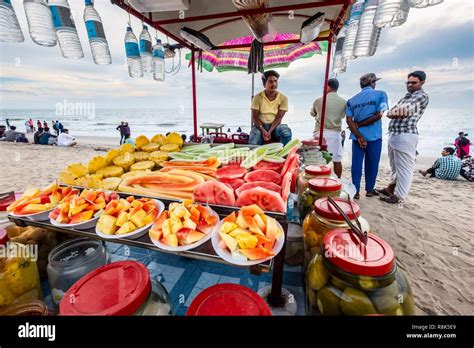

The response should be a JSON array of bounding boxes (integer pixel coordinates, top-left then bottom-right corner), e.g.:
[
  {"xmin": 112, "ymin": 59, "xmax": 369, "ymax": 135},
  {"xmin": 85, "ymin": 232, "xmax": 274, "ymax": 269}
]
[
  {"xmin": 49, "ymin": 189, "xmax": 117, "ymax": 230},
  {"xmin": 212, "ymin": 205, "xmax": 285, "ymax": 266},
  {"xmin": 7, "ymin": 183, "xmax": 79, "ymax": 221},
  {"xmin": 95, "ymin": 196, "xmax": 164, "ymax": 240},
  {"xmin": 149, "ymin": 200, "xmax": 219, "ymax": 252}
]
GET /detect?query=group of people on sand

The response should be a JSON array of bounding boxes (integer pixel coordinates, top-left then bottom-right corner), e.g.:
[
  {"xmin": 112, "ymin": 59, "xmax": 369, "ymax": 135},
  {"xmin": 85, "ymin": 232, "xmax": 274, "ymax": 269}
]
[{"xmin": 116, "ymin": 122, "xmax": 131, "ymax": 145}]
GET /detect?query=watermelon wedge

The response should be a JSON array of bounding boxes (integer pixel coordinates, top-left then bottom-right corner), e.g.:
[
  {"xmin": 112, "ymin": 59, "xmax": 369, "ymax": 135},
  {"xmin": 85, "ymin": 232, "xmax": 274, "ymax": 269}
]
[
  {"xmin": 281, "ymin": 154, "xmax": 299, "ymax": 179},
  {"xmin": 245, "ymin": 170, "xmax": 281, "ymax": 185},
  {"xmin": 193, "ymin": 181, "xmax": 236, "ymax": 206},
  {"xmin": 236, "ymin": 187, "xmax": 286, "ymax": 213},
  {"xmin": 219, "ymin": 178, "xmax": 245, "ymax": 190},
  {"xmin": 235, "ymin": 181, "xmax": 281, "ymax": 197},
  {"xmin": 281, "ymin": 171, "xmax": 292, "ymax": 202},
  {"xmin": 252, "ymin": 160, "xmax": 284, "ymax": 172},
  {"xmin": 216, "ymin": 164, "xmax": 247, "ymax": 180}
]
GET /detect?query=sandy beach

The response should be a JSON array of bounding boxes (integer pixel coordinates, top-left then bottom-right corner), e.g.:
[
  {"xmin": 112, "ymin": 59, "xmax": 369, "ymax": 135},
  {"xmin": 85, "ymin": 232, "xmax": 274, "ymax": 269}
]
[{"xmin": 0, "ymin": 137, "xmax": 472, "ymax": 315}]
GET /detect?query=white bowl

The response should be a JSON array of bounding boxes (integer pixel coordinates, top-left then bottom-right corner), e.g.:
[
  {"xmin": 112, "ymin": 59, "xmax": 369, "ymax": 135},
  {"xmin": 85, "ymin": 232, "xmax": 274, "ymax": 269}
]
[
  {"xmin": 149, "ymin": 207, "xmax": 219, "ymax": 252},
  {"xmin": 211, "ymin": 217, "xmax": 285, "ymax": 266},
  {"xmin": 9, "ymin": 208, "xmax": 56, "ymax": 222},
  {"xmin": 50, "ymin": 215, "xmax": 101, "ymax": 230}
]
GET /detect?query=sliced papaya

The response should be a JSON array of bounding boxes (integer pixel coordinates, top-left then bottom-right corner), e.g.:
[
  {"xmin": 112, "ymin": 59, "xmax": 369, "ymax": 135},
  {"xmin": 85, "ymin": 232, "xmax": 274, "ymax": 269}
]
[{"xmin": 239, "ymin": 247, "xmax": 274, "ymax": 261}]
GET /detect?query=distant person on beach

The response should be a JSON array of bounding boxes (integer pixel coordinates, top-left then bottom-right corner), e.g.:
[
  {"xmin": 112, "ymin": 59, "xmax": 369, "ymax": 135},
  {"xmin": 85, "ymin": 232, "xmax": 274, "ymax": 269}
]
[
  {"xmin": 6, "ymin": 119, "xmax": 11, "ymax": 129},
  {"xmin": 237, "ymin": 127, "xmax": 243, "ymax": 133},
  {"xmin": 454, "ymin": 132, "xmax": 470, "ymax": 159},
  {"xmin": 0, "ymin": 125, "xmax": 6, "ymax": 138},
  {"xmin": 28, "ymin": 119, "xmax": 34, "ymax": 132},
  {"xmin": 0, "ymin": 126, "xmax": 23, "ymax": 142},
  {"xmin": 460, "ymin": 156, "xmax": 473, "ymax": 182},
  {"xmin": 377, "ymin": 71, "xmax": 430, "ymax": 204},
  {"xmin": 39, "ymin": 127, "xmax": 57, "ymax": 145},
  {"xmin": 58, "ymin": 121, "xmax": 64, "ymax": 134},
  {"xmin": 249, "ymin": 70, "xmax": 292, "ymax": 146},
  {"xmin": 123, "ymin": 122, "xmax": 131, "ymax": 142},
  {"xmin": 52, "ymin": 121, "xmax": 58, "ymax": 135},
  {"xmin": 419, "ymin": 147, "xmax": 461, "ymax": 180},
  {"xmin": 43, "ymin": 121, "xmax": 48, "ymax": 129},
  {"xmin": 24, "ymin": 120, "xmax": 30, "ymax": 133},
  {"xmin": 57, "ymin": 129, "xmax": 77, "ymax": 147},
  {"xmin": 310, "ymin": 78, "xmax": 346, "ymax": 178},
  {"xmin": 116, "ymin": 121, "xmax": 125, "ymax": 145},
  {"xmin": 346, "ymin": 73, "xmax": 388, "ymax": 199},
  {"xmin": 181, "ymin": 134, "xmax": 187, "ymax": 143},
  {"xmin": 34, "ymin": 127, "xmax": 44, "ymax": 144},
  {"xmin": 37, "ymin": 120, "xmax": 41, "ymax": 130}
]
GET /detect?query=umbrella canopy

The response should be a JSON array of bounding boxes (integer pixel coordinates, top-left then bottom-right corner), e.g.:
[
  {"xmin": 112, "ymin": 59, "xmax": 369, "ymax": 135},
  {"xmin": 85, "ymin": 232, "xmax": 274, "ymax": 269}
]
[{"xmin": 186, "ymin": 33, "xmax": 327, "ymax": 72}]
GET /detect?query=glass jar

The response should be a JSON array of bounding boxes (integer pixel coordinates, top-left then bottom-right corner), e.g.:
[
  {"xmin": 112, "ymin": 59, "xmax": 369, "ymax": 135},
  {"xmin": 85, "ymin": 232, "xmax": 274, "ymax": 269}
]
[
  {"xmin": 299, "ymin": 178, "xmax": 342, "ymax": 220},
  {"xmin": 306, "ymin": 229, "xmax": 415, "ymax": 316},
  {"xmin": 297, "ymin": 164, "xmax": 333, "ymax": 195},
  {"xmin": 0, "ymin": 242, "xmax": 42, "ymax": 308},
  {"xmin": 59, "ymin": 261, "xmax": 172, "ymax": 316},
  {"xmin": 0, "ymin": 300, "xmax": 51, "ymax": 316},
  {"xmin": 302, "ymin": 197, "xmax": 370, "ymax": 268},
  {"xmin": 47, "ymin": 237, "xmax": 110, "ymax": 310}
]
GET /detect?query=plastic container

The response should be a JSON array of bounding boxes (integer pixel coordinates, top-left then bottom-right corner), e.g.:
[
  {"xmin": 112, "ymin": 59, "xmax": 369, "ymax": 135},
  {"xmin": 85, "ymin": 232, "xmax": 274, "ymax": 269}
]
[
  {"xmin": 0, "ymin": 242, "xmax": 42, "ymax": 308},
  {"xmin": 59, "ymin": 261, "xmax": 172, "ymax": 316},
  {"xmin": 124, "ymin": 26, "xmax": 143, "ymax": 78},
  {"xmin": 0, "ymin": 300, "xmax": 50, "ymax": 315},
  {"xmin": 342, "ymin": 0, "xmax": 366, "ymax": 59},
  {"xmin": 302, "ymin": 197, "xmax": 370, "ymax": 268},
  {"xmin": 139, "ymin": 25, "xmax": 153, "ymax": 73},
  {"xmin": 389, "ymin": 0, "xmax": 410, "ymax": 27},
  {"xmin": 297, "ymin": 164, "xmax": 333, "ymax": 195},
  {"xmin": 353, "ymin": 0, "xmax": 379, "ymax": 57},
  {"xmin": 186, "ymin": 283, "xmax": 272, "ymax": 316},
  {"xmin": 23, "ymin": 0, "xmax": 57, "ymax": 47},
  {"xmin": 374, "ymin": 0, "xmax": 410, "ymax": 28},
  {"xmin": 332, "ymin": 24, "xmax": 347, "ymax": 74},
  {"xmin": 0, "ymin": 0, "xmax": 24, "ymax": 42},
  {"xmin": 152, "ymin": 38, "xmax": 165, "ymax": 81},
  {"xmin": 47, "ymin": 237, "xmax": 110, "ymax": 309},
  {"xmin": 49, "ymin": 0, "xmax": 84, "ymax": 59},
  {"xmin": 299, "ymin": 178, "xmax": 342, "ymax": 221},
  {"xmin": 84, "ymin": 0, "xmax": 111, "ymax": 65},
  {"xmin": 306, "ymin": 229, "xmax": 415, "ymax": 316}
]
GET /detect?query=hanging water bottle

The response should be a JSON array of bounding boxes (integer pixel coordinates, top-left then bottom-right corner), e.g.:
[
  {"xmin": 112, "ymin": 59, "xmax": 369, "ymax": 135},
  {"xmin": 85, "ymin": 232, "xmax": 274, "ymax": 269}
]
[
  {"xmin": 370, "ymin": 27, "xmax": 382, "ymax": 56},
  {"xmin": 84, "ymin": 0, "xmax": 111, "ymax": 65},
  {"xmin": 374, "ymin": 0, "xmax": 408, "ymax": 28},
  {"xmin": 139, "ymin": 25, "xmax": 152, "ymax": 73},
  {"xmin": 49, "ymin": 0, "xmax": 83, "ymax": 58},
  {"xmin": 23, "ymin": 0, "xmax": 57, "ymax": 46},
  {"xmin": 332, "ymin": 25, "xmax": 347, "ymax": 74},
  {"xmin": 342, "ymin": 0, "xmax": 366, "ymax": 60},
  {"xmin": 125, "ymin": 26, "xmax": 143, "ymax": 78},
  {"xmin": 354, "ymin": 0, "xmax": 379, "ymax": 57},
  {"xmin": 152, "ymin": 38, "xmax": 165, "ymax": 81},
  {"xmin": 0, "ymin": 0, "xmax": 25, "ymax": 42},
  {"xmin": 389, "ymin": 0, "xmax": 410, "ymax": 27},
  {"xmin": 409, "ymin": 0, "xmax": 443, "ymax": 8}
]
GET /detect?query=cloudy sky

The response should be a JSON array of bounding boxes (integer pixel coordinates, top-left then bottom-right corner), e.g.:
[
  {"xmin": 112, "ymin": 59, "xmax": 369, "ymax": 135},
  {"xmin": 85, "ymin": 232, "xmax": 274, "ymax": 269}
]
[{"xmin": 0, "ymin": 0, "xmax": 473, "ymax": 114}]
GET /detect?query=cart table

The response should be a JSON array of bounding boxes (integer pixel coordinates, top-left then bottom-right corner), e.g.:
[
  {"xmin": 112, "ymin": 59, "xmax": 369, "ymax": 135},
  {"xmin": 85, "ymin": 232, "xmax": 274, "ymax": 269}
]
[{"xmin": 200, "ymin": 123, "xmax": 225, "ymax": 135}]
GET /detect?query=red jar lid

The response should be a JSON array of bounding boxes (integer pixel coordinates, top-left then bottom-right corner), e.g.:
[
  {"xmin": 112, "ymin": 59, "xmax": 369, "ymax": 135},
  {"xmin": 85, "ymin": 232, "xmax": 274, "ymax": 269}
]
[
  {"xmin": 0, "ymin": 193, "xmax": 21, "ymax": 212},
  {"xmin": 323, "ymin": 229, "xmax": 395, "ymax": 277},
  {"xmin": 186, "ymin": 284, "xmax": 272, "ymax": 316},
  {"xmin": 0, "ymin": 228, "xmax": 8, "ymax": 246},
  {"xmin": 59, "ymin": 261, "xmax": 151, "ymax": 316},
  {"xmin": 308, "ymin": 178, "xmax": 342, "ymax": 192},
  {"xmin": 305, "ymin": 165, "xmax": 332, "ymax": 176},
  {"xmin": 314, "ymin": 197, "xmax": 360, "ymax": 221}
]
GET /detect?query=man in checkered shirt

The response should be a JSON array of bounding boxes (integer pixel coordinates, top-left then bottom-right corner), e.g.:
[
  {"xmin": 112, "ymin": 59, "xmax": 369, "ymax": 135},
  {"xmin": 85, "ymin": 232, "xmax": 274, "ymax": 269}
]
[
  {"xmin": 420, "ymin": 147, "xmax": 462, "ymax": 180},
  {"xmin": 377, "ymin": 71, "xmax": 429, "ymax": 204}
]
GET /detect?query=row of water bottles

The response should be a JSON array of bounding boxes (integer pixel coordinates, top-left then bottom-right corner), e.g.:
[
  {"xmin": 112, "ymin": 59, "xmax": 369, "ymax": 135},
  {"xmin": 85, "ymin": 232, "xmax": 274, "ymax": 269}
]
[
  {"xmin": 0, "ymin": 0, "xmax": 111, "ymax": 64},
  {"xmin": 125, "ymin": 24, "xmax": 165, "ymax": 81}
]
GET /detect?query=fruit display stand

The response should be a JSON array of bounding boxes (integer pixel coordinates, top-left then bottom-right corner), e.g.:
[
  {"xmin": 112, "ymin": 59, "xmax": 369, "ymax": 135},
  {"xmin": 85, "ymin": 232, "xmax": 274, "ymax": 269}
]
[{"xmin": 8, "ymin": 190, "xmax": 290, "ymax": 307}]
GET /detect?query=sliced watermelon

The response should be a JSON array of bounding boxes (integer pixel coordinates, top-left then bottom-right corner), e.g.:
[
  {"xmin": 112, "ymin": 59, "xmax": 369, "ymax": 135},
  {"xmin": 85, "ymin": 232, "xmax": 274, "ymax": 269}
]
[
  {"xmin": 281, "ymin": 153, "xmax": 299, "ymax": 179},
  {"xmin": 235, "ymin": 181, "xmax": 281, "ymax": 197},
  {"xmin": 216, "ymin": 164, "xmax": 247, "ymax": 180},
  {"xmin": 245, "ymin": 170, "xmax": 281, "ymax": 185},
  {"xmin": 192, "ymin": 181, "xmax": 236, "ymax": 206},
  {"xmin": 290, "ymin": 164, "xmax": 298, "ymax": 193},
  {"xmin": 219, "ymin": 178, "xmax": 245, "ymax": 191},
  {"xmin": 252, "ymin": 160, "xmax": 284, "ymax": 172},
  {"xmin": 281, "ymin": 171, "xmax": 292, "ymax": 202},
  {"xmin": 236, "ymin": 187, "xmax": 286, "ymax": 213}
]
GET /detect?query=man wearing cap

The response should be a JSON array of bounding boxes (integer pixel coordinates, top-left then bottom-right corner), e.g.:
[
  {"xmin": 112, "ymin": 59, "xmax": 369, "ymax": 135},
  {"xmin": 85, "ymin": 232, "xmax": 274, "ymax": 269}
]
[
  {"xmin": 346, "ymin": 73, "xmax": 388, "ymax": 199},
  {"xmin": 310, "ymin": 78, "xmax": 347, "ymax": 178},
  {"xmin": 377, "ymin": 71, "xmax": 429, "ymax": 204}
]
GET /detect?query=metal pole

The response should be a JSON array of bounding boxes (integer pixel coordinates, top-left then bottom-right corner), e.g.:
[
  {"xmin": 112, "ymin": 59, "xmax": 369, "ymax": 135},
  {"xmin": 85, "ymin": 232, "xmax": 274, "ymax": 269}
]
[
  {"xmin": 251, "ymin": 73, "xmax": 255, "ymax": 130},
  {"xmin": 191, "ymin": 49, "xmax": 198, "ymax": 141},
  {"xmin": 318, "ymin": 37, "xmax": 333, "ymax": 149}
]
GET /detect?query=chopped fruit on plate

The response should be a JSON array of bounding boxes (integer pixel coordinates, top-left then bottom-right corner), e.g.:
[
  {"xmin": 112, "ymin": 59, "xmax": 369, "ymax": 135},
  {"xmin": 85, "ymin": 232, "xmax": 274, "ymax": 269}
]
[
  {"xmin": 149, "ymin": 200, "xmax": 218, "ymax": 247},
  {"xmin": 96, "ymin": 196, "xmax": 159, "ymax": 235},
  {"xmin": 217, "ymin": 205, "xmax": 281, "ymax": 261}
]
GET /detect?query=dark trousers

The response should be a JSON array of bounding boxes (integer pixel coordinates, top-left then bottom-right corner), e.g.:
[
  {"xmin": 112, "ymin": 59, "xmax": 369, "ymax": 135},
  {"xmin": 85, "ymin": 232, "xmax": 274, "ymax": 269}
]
[{"xmin": 426, "ymin": 167, "xmax": 437, "ymax": 178}]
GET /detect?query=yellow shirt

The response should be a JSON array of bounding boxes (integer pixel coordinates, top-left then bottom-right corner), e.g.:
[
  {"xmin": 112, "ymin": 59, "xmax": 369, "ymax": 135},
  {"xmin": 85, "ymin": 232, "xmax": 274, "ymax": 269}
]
[
  {"xmin": 310, "ymin": 92, "xmax": 347, "ymax": 132},
  {"xmin": 251, "ymin": 91, "xmax": 289, "ymax": 125}
]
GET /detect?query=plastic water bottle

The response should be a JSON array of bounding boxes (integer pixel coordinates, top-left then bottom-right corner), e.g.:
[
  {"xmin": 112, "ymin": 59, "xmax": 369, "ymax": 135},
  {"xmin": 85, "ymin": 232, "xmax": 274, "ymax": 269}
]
[
  {"xmin": 370, "ymin": 27, "xmax": 382, "ymax": 56},
  {"xmin": 125, "ymin": 26, "xmax": 143, "ymax": 78},
  {"xmin": 152, "ymin": 38, "xmax": 165, "ymax": 81},
  {"xmin": 342, "ymin": 0, "xmax": 366, "ymax": 60},
  {"xmin": 49, "ymin": 0, "xmax": 83, "ymax": 59},
  {"xmin": 354, "ymin": 0, "xmax": 379, "ymax": 57},
  {"xmin": 332, "ymin": 25, "xmax": 347, "ymax": 74},
  {"xmin": 389, "ymin": 0, "xmax": 410, "ymax": 27},
  {"xmin": 139, "ymin": 25, "xmax": 152, "ymax": 73},
  {"xmin": 83, "ymin": 0, "xmax": 111, "ymax": 65},
  {"xmin": 0, "ymin": 0, "xmax": 25, "ymax": 42},
  {"xmin": 374, "ymin": 0, "xmax": 410, "ymax": 28},
  {"xmin": 409, "ymin": 0, "xmax": 443, "ymax": 8},
  {"xmin": 23, "ymin": 0, "xmax": 56, "ymax": 46}
]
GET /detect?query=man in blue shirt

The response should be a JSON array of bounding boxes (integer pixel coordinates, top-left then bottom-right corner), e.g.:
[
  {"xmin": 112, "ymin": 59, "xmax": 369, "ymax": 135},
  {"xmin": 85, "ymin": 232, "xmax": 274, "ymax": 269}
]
[{"xmin": 346, "ymin": 73, "xmax": 388, "ymax": 199}]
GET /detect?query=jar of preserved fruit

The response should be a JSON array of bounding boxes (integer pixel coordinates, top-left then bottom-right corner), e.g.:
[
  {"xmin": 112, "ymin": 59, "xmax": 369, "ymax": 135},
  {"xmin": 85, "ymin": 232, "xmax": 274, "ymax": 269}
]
[
  {"xmin": 306, "ymin": 229, "xmax": 415, "ymax": 316},
  {"xmin": 299, "ymin": 178, "xmax": 342, "ymax": 220},
  {"xmin": 297, "ymin": 164, "xmax": 333, "ymax": 195},
  {"xmin": 59, "ymin": 261, "xmax": 172, "ymax": 316}
]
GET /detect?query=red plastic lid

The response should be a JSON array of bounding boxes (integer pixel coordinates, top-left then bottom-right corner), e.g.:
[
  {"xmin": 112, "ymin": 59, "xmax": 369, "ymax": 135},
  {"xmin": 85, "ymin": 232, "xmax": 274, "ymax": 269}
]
[
  {"xmin": 0, "ymin": 193, "xmax": 21, "ymax": 212},
  {"xmin": 314, "ymin": 197, "xmax": 360, "ymax": 221},
  {"xmin": 305, "ymin": 165, "xmax": 332, "ymax": 176},
  {"xmin": 59, "ymin": 261, "xmax": 151, "ymax": 316},
  {"xmin": 186, "ymin": 284, "xmax": 272, "ymax": 316},
  {"xmin": 308, "ymin": 178, "xmax": 342, "ymax": 192},
  {"xmin": 323, "ymin": 229, "xmax": 395, "ymax": 277},
  {"xmin": 302, "ymin": 138, "xmax": 326, "ymax": 146},
  {"xmin": 0, "ymin": 228, "xmax": 8, "ymax": 246}
]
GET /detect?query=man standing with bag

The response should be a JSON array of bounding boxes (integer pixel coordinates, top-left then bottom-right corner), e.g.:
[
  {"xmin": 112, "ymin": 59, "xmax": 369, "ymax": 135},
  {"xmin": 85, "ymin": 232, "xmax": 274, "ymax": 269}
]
[{"xmin": 377, "ymin": 71, "xmax": 429, "ymax": 204}]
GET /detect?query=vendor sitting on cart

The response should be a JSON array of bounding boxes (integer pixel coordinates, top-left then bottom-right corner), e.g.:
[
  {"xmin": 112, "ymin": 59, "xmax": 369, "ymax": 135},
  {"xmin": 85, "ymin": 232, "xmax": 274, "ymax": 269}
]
[{"xmin": 249, "ymin": 70, "xmax": 292, "ymax": 145}]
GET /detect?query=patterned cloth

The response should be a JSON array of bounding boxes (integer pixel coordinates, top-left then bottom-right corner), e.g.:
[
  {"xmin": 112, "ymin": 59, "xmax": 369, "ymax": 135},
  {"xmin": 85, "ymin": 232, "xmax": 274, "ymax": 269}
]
[
  {"xmin": 388, "ymin": 89, "xmax": 429, "ymax": 135},
  {"xmin": 432, "ymin": 155, "xmax": 462, "ymax": 180}
]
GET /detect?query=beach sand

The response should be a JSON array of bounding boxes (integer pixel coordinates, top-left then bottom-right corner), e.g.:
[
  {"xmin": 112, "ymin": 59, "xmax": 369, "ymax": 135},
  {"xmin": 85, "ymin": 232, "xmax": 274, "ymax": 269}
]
[{"xmin": 0, "ymin": 137, "xmax": 472, "ymax": 315}]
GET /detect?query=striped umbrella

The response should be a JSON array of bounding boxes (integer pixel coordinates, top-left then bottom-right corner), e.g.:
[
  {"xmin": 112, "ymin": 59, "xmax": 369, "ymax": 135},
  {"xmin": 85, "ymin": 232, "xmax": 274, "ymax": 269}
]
[{"xmin": 185, "ymin": 33, "xmax": 326, "ymax": 72}]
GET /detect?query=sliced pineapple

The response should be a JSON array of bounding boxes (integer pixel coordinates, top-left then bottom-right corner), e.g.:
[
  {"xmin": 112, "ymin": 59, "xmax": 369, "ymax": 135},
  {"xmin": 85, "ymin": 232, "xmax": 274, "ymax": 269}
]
[
  {"xmin": 134, "ymin": 135, "xmax": 150, "ymax": 150},
  {"xmin": 76, "ymin": 174, "xmax": 103, "ymax": 189},
  {"xmin": 149, "ymin": 151, "xmax": 169, "ymax": 162},
  {"xmin": 141, "ymin": 143, "xmax": 161, "ymax": 153},
  {"xmin": 160, "ymin": 144, "xmax": 180, "ymax": 152},
  {"xmin": 119, "ymin": 143, "xmax": 135, "ymax": 154},
  {"xmin": 96, "ymin": 165, "xmax": 124, "ymax": 178},
  {"xmin": 121, "ymin": 170, "xmax": 150, "ymax": 178},
  {"xmin": 106, "ymin": 149, "xmax": 121, "ymax": 164},
  {"xmin": 66, "ymin": 163, "xmax": 88, "ymax": 178},
  {"xmin": 87, "ymin": 156, "xmax": 108, "ymax": 174},
  {"xmin": 151, "ymin": 134, "xmax": 167, "ymax": 145},
  {"xmin": 113, "ymin": 153, "xmax": 136, "ymax": 170},
  {"xmin": 134, "ymin": 151, "xmax": 150, "ymax": 162},
  {"xmin": 102, "ymin": 177, "xmax": 122, "ymax": 190},
  {"xmin": 166, "ymin": 132, "xmax": 184, "ymax": 147},
  {"xmin": 130, "ymin": 161, "xmax": 155, "ymax": 171},
  {"xmin": 59, "ymin": 171, "xmax": 78, "ymax": 185}
]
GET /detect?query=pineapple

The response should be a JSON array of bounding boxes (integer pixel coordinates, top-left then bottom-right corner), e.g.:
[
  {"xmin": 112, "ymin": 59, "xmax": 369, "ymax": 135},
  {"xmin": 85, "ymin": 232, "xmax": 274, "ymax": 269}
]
[
  {"xmin": 113, "ymin": 153, "xmax": 136, "ymax": 171},
  {"xmin": 120, "ymin": 143, "xmax": 135, "ymax": 154},
  {"xmin": 96, "ymin": 166, "xmax": 124, "ymax": 178},
  {"xmin": 106, "ymin": 149, "xmax": 121, "ymax": 164},
  {"xmin": 130, "ymin": 161, "xmax": 155, "ymax": 171},
  {"xmin": 59, "ymin": 171, "xmax": 78, "ymax": 185},
  {"xmin": 134, "ymin": 135, "xmax": 150, "ymax": 150},
  {"xmin": 141, "ymin": 143, "xmax": 161, "ymax": 153},
  {"xmin": 66, "ymin": 163, "xmax": 88, "ymax": 178},
  {"xmin": 87, "ymin": 156, "xmax": 108, "ymax": 174},
  {"xmin": 166, "ymin": 132, "xmax": 184, "ymax": 147},
  {"xmin": 102, "ymin": 177, "xmax": 122, "ymax": 190},
  {"xmin": 134, "ymin": 151, "xmax": 150, "ymax": 162},
  {"xmin": 160, "ymin": 144, "xmax": 180, "ymax": 153},
  {"xmin": 151, "ymin": 134, "xmax": 167, "ymax": 145}
]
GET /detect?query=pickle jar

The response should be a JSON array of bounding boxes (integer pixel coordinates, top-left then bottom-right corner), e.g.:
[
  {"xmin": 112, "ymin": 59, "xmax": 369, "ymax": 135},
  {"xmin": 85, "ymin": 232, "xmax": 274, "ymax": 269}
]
[
  {"xmin": 299, "ymin": 178, "xmax": 342, "ymax": 220},
  {"xmin": 306, "ymin": 229, "xmax": 415, "ymax": 316},
  {"xmin": 0, "ymin": 242, "xmax": 42, "ymax": 309},
  {"xmin": 297, "ymin": 164, "xmax": 333, "ymax": 195},
  {"xmin": 60, "ymin": 261, "xmax": 172, "ymax": 316}
]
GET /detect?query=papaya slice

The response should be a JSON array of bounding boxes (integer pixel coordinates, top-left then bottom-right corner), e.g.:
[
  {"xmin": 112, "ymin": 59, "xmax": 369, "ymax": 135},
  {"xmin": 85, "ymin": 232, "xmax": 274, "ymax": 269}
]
[{"xmin": 239, "ymin": 247, "xmax": 274, "ymax": 261}]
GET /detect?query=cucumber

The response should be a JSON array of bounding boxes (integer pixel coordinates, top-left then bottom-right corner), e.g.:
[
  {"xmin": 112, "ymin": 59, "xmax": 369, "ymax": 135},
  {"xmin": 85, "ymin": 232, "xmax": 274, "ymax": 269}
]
[
  {"xmin": 168, "ymin": 152, "xmax": 199, "ymax": 160},
  {"xmin": 263, "ymin": 155, "xmax": 286, "ymax": 163},
  {"xmin": 210, "ymin": 143, "xmax": 235, "ymax": 151},
  {"xmin": 276, "ymin": 139, "xmax": 302, "ymax": 158},
  {"xmin": 240, "ymin": 147, "xmax": 269, "ymax": 169},
  {"xmin": 259, "ymin": 143, "xmax": 283, "ymax": 152},
  {"xmin": 181, "ymin": 144, "xmax": 211, "ymax": 153}
]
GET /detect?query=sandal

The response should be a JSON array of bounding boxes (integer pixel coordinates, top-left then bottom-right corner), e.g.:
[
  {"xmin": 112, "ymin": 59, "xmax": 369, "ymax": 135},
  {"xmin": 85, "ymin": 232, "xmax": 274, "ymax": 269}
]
[
  {"xmin": 353, "ymin": 192, "xmax": 360, "ymax": 200},
  {"xmin": 366, "ymin": 190, "xmax": 379, "ymax": 197},
  {"xmin": 380, "ymin": 195, "xmax": 402, "ymax": 204},
  {"xmin": 374, "ymin": 188, "xmax": 391, "ymax": 197}
]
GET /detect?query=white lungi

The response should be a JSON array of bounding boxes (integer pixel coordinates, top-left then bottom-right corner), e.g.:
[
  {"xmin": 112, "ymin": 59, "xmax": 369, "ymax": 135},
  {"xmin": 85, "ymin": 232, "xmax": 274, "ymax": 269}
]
[
  {"xmin": 315, "ymin": 129, "xmax": 343, "ymax": 162},
  {"xmin": 388, "ymin": 133, "xmax": 418, "ymax": 199}
]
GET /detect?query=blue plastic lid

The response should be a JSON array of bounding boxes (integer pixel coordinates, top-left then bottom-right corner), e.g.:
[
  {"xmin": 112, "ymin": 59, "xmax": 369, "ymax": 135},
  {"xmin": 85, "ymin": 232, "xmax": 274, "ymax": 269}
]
[
  {"xmin": 126, "ymin": 26, "xmax": 132, "ymax": 32},
  {"xmin": 156, "ymin": 39, "xmax": 162, "ymax": 44},
  {"xmin": 143, "ymin": 24, "xmax": 148, "ymax": 29},
  {"xmin": 85, "ymin": 0, "xmax": 93, "ymax": 5}
]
